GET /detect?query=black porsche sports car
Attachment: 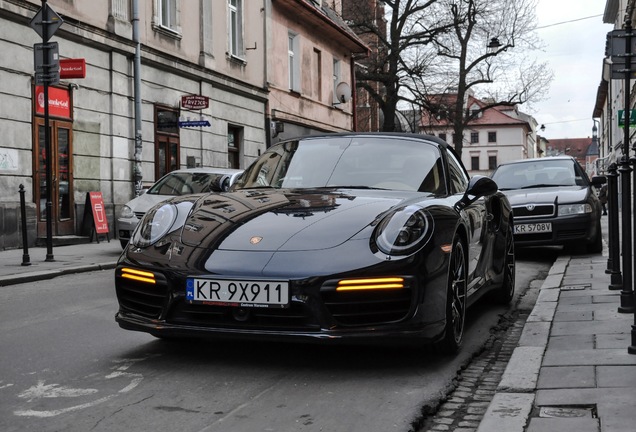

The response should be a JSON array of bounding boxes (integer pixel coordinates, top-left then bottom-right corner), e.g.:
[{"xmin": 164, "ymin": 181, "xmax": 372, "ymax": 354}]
[{"xmin": 115, "ymin": 133, "xmax": 515, "ymax": 354}]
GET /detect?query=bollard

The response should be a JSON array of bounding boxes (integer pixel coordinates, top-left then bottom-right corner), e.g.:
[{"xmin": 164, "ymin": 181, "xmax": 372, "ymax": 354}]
[
  {"xmin": 19, "ymin": 184, "xmax": 31, "ymax": 266},
  {"xmin": 606, "ymin": 164, "xmax": 621, "ymax": 290}
]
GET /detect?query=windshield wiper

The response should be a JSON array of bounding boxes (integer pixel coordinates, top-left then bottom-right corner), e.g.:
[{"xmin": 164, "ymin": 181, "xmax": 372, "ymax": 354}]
[{"xmin": 518, "ymin": 184, "xmax": 558, "ymax": 189}]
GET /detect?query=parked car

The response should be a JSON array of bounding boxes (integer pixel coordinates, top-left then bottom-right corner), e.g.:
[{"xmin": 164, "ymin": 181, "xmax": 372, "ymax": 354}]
[
  {"xmin": 117, "ymin": 167, "xmax": 243, "ymax": 248},
  {"xmin": 490, "ymin": 156, "xmax": 605, "ymax": 253},
  {"xmin": 114, "ymin": 133, "xmax": 514, "ymax": 354}
]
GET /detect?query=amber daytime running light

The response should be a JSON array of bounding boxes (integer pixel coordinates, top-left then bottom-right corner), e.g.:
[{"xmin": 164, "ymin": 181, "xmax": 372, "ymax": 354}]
[
  {"xmin": 336, "ymin": 277, "xmax": 405, "ymax": 291},
  {"xmin": 121, "ymin": 268, "xmax": 156, "ymax": 284}
]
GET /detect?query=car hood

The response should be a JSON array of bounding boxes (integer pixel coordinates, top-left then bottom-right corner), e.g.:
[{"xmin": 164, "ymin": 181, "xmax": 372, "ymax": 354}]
[
  {"xmin": 180, "ymin": 189, "xmax": 422, "ymax": 252},
  {"xmin": 500, "ymin": 186, "xmax": 589, "ymax": 206},
  {"xmin": 126, "ymin": 193, "xmax": 174, "ymax": 214}
]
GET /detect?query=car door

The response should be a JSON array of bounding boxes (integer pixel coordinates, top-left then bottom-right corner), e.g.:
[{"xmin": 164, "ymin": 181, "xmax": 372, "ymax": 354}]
[{"xmin": 445, "ymin": 148, "xmax": 488, "ymax": 291}]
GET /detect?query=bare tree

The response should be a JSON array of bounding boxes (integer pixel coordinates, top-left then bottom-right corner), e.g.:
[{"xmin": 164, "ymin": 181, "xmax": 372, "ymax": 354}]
[
  {"xmin": 343, "ymin": 0, "xmax": 453, "ymax": 132},
  {"xmin": 414, "ymin": 0, "xmax": 553, "ymax": 156}
]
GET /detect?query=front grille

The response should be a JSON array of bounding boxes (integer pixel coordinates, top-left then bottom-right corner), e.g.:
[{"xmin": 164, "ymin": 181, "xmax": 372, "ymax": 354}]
[
  {"xmin": 322, "ymin": 289, "xmax": 413, "ymax": 326},
  {"xmin": 167, "ymin": 300, "xmax": 320, "ymax": 331},
  {"xmin": 512, "ymin": 204, "xmax": 555, "ymax": 218},
  {"xmin": 134, "ymin": 211, "xmax": 145, "ymax": 219},
  {"xmin": 115, "ymin": 273, "xmax": 168, "ymax": 318}
]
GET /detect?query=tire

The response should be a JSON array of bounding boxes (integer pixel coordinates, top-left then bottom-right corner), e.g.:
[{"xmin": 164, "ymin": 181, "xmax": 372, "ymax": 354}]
[
  {"xmin": 492, "ymin": 224, "xmax": 515, "ymax": 305},
  {"xmin": 587, "ymin": 221, "xmax": 603, "ymax": 254},
  {"xmin": 434, "ymin": 235, "xmax": 467, "ymax": 355},
  {"xmin": 120, "ymin": 239, "xmax": 129, "ymax": 249}
]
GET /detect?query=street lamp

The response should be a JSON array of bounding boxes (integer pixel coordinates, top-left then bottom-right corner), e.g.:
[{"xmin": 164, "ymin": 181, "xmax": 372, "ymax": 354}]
[{"xmin": 487, "ymin": 37, "xmax": 501, "ymax": 50}]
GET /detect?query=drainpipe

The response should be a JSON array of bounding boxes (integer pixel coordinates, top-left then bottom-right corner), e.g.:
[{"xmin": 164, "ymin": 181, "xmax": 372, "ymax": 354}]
[{"xmin": 132, "ymin": 0, "xmax": 143, "ymax": 196}]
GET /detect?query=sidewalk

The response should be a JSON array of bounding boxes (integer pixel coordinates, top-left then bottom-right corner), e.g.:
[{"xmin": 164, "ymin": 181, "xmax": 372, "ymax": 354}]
[
  {"xmin": 0, "ymin": 239, "xmax": 122, "ymax": 286},
  {"xmin": 478, "ymin": 217, "xmax": 636, "ymax": 432}
]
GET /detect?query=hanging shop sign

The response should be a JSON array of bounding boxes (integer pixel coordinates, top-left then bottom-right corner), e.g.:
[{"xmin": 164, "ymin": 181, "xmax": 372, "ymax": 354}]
[
  {"xmin": 181, "ymin": 95, "xmax": 209, "ymax": 110},
  {"xmin": 60, "ymin": 58, "xmax": 86, "ymax": 79}
]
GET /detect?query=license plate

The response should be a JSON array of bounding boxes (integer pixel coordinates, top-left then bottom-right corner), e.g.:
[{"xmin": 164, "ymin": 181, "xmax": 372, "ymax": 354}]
[
  {"xmin": 186, "ymin": 278, "xmax": 289, "ymax": 308},
  {"xmin": 514, "ymin": 222, "xmax": 552, "ymax": 234}
]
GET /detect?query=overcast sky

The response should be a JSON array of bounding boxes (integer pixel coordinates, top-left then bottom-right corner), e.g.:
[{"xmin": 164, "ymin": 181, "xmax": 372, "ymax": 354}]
[{"xmin": 521, "ymin": 0, "xmax": 613, "ymax": 140}]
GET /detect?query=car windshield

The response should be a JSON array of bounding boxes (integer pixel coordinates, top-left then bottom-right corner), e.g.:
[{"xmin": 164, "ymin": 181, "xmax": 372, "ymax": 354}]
[
  {"xmin": 233, "ymin": 136, "xmax": 445, "ymax": 193},
  {"xmin": 491, "ymin": 159, "xmax": 586, "ymax": 190},
  {"xmin": 147, "ymin": 172, "xmax": 229, "ymax": 195}
]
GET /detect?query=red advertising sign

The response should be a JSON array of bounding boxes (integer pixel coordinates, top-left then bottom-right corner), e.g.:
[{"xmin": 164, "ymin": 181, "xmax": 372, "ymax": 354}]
[
  {"xmin": 89, "ymin": 192, "xmax": 109, "ymax": 234},
  {"xmin": 60, "ymin": 58, "xmax": 86, "ymax": 79},
  {"xmin": 35, "ymin": 85, "xmax": 71, "ymax": 119},
  {"xmin": 181, "ymin": 94, "xmax": 209, "ymax": 110}
]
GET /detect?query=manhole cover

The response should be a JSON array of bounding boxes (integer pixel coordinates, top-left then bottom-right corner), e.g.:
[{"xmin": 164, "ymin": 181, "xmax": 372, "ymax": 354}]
[{"xmin": 539, "ymin": 406, "xmax": 596, "ymax": 418}]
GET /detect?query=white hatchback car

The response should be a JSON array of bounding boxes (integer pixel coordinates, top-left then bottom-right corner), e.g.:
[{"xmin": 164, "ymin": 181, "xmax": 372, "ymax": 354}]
[{"xmin": 117, "ymin": 167, "xmax": 243, "ymax": 248}]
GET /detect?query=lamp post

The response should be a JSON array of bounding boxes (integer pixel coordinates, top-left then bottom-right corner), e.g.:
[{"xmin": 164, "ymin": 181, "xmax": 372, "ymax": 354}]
[{"xmin": 619, "ymin": 18, "xmax": 634, "ymax": 314}]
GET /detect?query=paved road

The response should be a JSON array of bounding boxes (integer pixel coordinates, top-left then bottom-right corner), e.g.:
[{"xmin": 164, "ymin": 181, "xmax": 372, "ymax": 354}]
[{"xmin": 0, "ymin": 256, "xmax": 552, "ymax": 432}]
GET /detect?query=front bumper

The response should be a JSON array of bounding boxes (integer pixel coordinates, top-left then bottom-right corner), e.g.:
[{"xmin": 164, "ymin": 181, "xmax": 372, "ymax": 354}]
[
  {"xmin": 114, "ymin": 262, "xmax": 448, "ymax": 346},
  {"xmin": 513, "ymin": 213, "xmax": 598, "ymax": 247},
  {"xmin": 115, "ymin": 310, "xmax": 446, "ymax": 346}
]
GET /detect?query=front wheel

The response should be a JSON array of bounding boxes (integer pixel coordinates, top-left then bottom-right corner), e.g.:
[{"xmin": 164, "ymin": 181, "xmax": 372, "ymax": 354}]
[
  {"xmin": 491, "ymin": 224, "xmax": 515, "ymax": 305},
  {"xmin": 434, "ymin": 235, "xmax": 467, "ymax": 355}
]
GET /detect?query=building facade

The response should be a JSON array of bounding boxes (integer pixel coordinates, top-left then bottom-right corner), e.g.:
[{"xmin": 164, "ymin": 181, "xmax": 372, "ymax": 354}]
[
  {"xmin": 0, "ymin": 0, "xmax": 366, "ymax": 250},
  {"xmin": 418, "ymin": 93, "xmax": 537, "ymax": 176}
]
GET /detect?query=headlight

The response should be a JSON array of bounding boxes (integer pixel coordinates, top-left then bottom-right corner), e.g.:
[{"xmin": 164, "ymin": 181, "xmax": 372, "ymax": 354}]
[
  {"xmin": 373, "ymin": 205, "xmax": 434, "ymax": 256},
  {"xmin": 120, "ymin": 205, "xmax": 134, "ymax": 218},
  {"xmin": 558, "ymin": 203, "xmax": 592, "ymax": 216},
  {"xmin": 131, "ymin": 201, "xmax": 193, "ymax": 248}
]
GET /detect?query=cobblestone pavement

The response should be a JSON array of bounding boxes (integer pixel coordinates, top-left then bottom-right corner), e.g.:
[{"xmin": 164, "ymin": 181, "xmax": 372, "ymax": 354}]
[{"xmin": 414, "ymin": 279, "xmax": 540, "ymax": 432}]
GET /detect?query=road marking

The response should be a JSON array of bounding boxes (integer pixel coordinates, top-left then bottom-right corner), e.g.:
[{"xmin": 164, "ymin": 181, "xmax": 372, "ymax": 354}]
[{"xmin": 13, "ymin": 357, "xmax": 151, "ymax": 418}]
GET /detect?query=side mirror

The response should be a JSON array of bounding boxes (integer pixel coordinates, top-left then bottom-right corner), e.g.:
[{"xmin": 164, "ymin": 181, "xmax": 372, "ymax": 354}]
[
  {"xmin": 456, "ymin": 175, "xmax": 498, "ymax": 210},
  {"xmin": 591, "ymin": 175, "xmax": 606, "ymax": 186}
]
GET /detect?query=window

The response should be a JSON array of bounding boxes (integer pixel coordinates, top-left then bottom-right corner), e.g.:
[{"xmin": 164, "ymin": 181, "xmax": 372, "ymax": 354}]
[
  {"xmin": 488, "ymin": 155, "xmax": 498, "ymax": 170},
  {"xmin": 228, "ymin": 126, "xmax": 242, "ymax": 169},
  {"xmin": 446, "ymin": 149, "xmax": 469, "ymax": 194},
  {"xmin": 333, "ymin": 59, "xmax": 341, "ymax": 103},
  {"xmin": 288, "ymin": 33, "xmax": 300, "ymax": 91},
  {"xmin": 471, "ymin": 156, "xmax": 479, "ymax": 171},
  {"xmin": 469, "ymin": 104, "xmax": 481, "ymax": 119},
  {"xmin": 228, "ymin": 0, "xmax": 243, "ymax": 57},
  {"xmin": 155, "ymin": 105, "xmax": 180, "ymax": 179},
  {"xmin": 488, "ymin": 131, "xmax": 497, "ymax": 143},
  {"xmin": 470, "ymin": 131, "xmax": 479, "ymax": 144},
  {"xmin": 313, "ymin": 48, "xmax": 322, "ymax": 100},
  {"xmin": 157, "ymin": 0, "xmax": 179, "ymax": 32},
  {"xmin": 439, "ymin": 133, "xmax": 447, "ymax": 142}
]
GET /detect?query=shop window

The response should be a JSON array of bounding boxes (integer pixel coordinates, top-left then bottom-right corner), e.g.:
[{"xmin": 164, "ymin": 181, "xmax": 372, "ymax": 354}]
[{"xmin": 228, "ymin": 126, "xmax": 242, "ymax": 169}]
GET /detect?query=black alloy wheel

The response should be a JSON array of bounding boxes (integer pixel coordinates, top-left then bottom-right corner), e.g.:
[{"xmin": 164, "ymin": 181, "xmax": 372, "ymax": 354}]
[
  {"xmin": 435, "ymin": 235, "xmax": 467, "ymax": 354},
  {"xmin": 492, "ymin": 224, "xmax": 516, "ymax": 304}
]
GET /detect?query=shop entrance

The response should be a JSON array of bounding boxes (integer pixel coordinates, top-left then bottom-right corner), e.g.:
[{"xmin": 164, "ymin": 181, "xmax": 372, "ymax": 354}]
[{"xmin": 34, "ymin": 117, "xmax": 74, "ymax": 236}]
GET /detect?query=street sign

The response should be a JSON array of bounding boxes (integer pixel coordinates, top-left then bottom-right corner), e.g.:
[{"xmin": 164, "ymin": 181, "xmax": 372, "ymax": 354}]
[
  {"xmin": 34, "ymin": 42, "xmax": 60, "ymax": 85},
  {"xmin": 33, "ymin": 42, "xmax": 59, "ymax": 72},
  {"xmin": 618, "ymin": 109, "xmax": 636, "ymax": 127},
  {"xmin": 610, "ymin": 62, "xmax": 636, "ymax": 79},
  {"xmin": 29, "ymin": 4, "xmax": 64, "ymax": 42}
]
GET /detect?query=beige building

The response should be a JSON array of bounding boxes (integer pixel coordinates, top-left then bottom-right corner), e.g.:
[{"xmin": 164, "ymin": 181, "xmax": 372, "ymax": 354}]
[{"xmin": 0, "ymin": 0, "xmax": 367, "ymax": 249}]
